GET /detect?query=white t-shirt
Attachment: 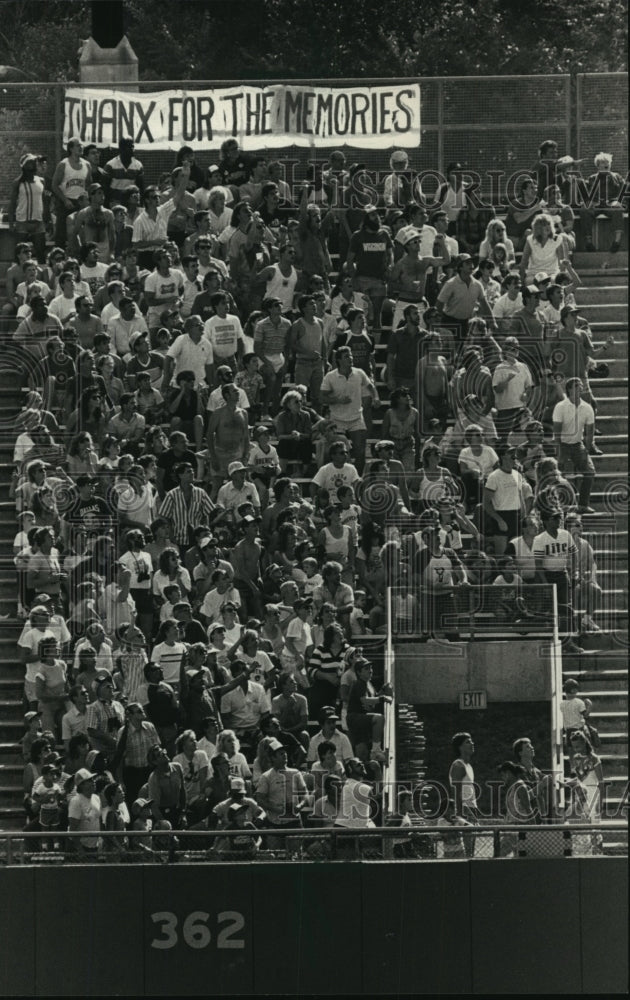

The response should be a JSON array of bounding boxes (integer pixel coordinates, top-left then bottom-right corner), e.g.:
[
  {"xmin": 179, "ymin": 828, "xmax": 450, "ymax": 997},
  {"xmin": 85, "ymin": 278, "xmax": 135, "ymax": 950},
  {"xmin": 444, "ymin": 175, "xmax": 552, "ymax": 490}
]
[
  {"xmin": 321, "ymin": 367, "xmax": 372, "ymax": 425},
  {"xmin": 312, "ymin": 462, "xmax": 360, "ymax": 503},
  {"xmin": 560, "ymin": 697, "xmax": 586, "ymax": 730},
  {"xmin": 200, "ymin": 586, "xmax": 241, "ymax": 623},
  {"xmin": 203, "ymin": 314, "xmax": 245, "ymax": 358},
  {"xmin": 18, "ymin": 626, "xmax": 58, "ymax": 683},
  {"xmin": 144, "ymin": 268, "xmax": 185, "ymax": 327},
  {"xmin": 493, "ymin": 292, "xmax": 523, "ymax": 319},
  {"xmin": 492, "ymin": 360, "xmax": 533, "ymax": 411},
  {"xmin": 485, "ymin": 468, "xmax": 531, "ymax": 511},
  {"xmin": 68, "ymin": 792, "xmax": 102, "ymax": 847},
  {"xmin": 150, "ymin": 640, "xmax": 187, "ymax": 684},
  {"xmin": 458, "ymin": 445, "xmax": 498, "ymax": 478},
  {"xmin": 552, "ymin": 398, "xmax": 595, "ymax": 445},
  {"xmin": 533, "ymin": 528, "xmax": 577, "ymax": 571},
  {"xmin": 337, "ymin": 778, "xmax": 375, "ymax": 828},
  {"xmin": 508, "ymin": 535, "xmax": 536, "ymax": 581},
  {"xmin": 206, "ymin": 385, "xmax": 249, "ymax": 411},
  {"xmin": 80, "ymin": 262, "xmax": 109, "ymax": 295},
  {"xmin": 166, "ymin": 333, "xmax": 214, "ymax": 386}
]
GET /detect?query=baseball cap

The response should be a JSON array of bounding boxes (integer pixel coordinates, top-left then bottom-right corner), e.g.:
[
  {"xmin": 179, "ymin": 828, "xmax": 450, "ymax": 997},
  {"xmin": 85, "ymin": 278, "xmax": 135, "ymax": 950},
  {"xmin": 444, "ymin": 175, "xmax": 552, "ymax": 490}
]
[
  {"xmin": 228, "ymin": 461, "xmax": 246, "ymax": 475},
  {"xmin": 20, "ymin": 153, "xmax": 37, "ymax": 167},
  {"xmin": 504, "ymin": 336, "xmax": 519, "ymax": 348},
  {"xmin": 74, "ymin": 768, "xmax": 96, "ymax": 787},
  {"xmin": 375, "ymin": 439, "xmax": 395, "ymax": 451},
  {"xmin": 363, "ymin": 204, "xmax": 379, "ymax": 215},
  {"xmin": 254, "ymin": 424, "xmax": 270, "ymax": 438},
  {"xmin": 525, "ymin": 284, "xmax": 541, "ymax": 296},
  {"xmin": 93, "ymin": 671, "xmax": 113, "ymax": 691},
  {"xmin": 391, "ymin": 150, "xmax": 408, "ymax": 163},
  {"xmin": 198, "ymin": 536, "xmax": 217, "ymax": 550},
  {"xmin": 267, "ymin": 738, "xmax": 284, "ymax": 752},
  {"xmin": 534, "ymin": 271, "xmax": 551, "ymax": 284},
  {"xmin": 41, "ymin": 763, "xmax": 60, "ymax": 776},
  {"xmin": 322, "ymin": 713, "xmax": 340, "ymax": 723},
  {"xmin": 129, "ymin": 331, "xmax": 149, "ymax": 351},
  {"xmin": 230, "ymin": 777, "xmax": 246, "ymax": 792},
  {"xmin": 208, "ymin": 164, "xmax": 220, "ymax": 174},
  {"xmin": 556, "ymin": 155, "xmax": 583, "ymax": 168},
  {"xmin": 397, "ymin": 225, "xmax": 422, "ymax": 247},
  {"xmin": 33, "ymin": 593, "xmax": 53, "ymax": 604},
  {"xmin": 241, "ymin": 514, "xmax": 259, "ymax": 525},
  {"xmin": 133, "ymin": 797, "xmax": 154, "ymax": 809},
  {"xmin": 24, "ymin": 710, "xmax": 42, "ymax": 723},
  {"xmin": 560, "ymin": 304, "xmax": 579, "ymax": 321}
]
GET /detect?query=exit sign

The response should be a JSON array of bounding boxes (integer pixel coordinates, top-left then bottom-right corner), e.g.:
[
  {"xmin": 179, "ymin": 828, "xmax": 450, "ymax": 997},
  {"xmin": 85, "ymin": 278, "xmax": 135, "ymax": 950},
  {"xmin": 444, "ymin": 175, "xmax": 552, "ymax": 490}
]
[{"xmin": 459, "ymin": 691, "xmax": 487, "ymax": 710}]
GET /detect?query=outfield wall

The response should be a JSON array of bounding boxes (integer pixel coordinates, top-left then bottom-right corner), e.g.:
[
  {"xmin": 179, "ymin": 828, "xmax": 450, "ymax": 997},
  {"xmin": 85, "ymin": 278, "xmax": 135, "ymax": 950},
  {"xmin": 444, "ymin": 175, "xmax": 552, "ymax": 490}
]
[{"xmin": 0, "ymin": 859, "xmax": 626, "ymax": 996}]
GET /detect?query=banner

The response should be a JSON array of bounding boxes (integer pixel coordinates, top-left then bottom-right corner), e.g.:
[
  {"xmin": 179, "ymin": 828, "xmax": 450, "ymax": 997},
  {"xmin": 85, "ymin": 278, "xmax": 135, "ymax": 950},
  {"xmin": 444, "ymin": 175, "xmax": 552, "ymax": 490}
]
[{"xmin": 63, "ymin": 83, "xmax": 421, "ymax": 150}]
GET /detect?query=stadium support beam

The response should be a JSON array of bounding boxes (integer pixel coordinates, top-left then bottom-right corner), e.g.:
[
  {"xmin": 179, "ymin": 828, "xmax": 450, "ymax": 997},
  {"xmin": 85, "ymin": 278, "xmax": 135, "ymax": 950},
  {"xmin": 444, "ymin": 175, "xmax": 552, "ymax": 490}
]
[{"xmin": 79, "ymin": 0, "xmax": 138, "ymax": 90}]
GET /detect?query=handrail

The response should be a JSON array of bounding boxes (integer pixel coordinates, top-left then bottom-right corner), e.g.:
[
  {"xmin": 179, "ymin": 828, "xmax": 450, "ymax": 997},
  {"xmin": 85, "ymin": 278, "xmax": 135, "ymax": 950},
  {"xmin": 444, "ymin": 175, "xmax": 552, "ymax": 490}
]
[
  {"xmin": 382, "ymin": 586, "xmax": 396, "ymax": 820},
  {"xmin": 0, "ymin": 824, "xmax": 625, "ymax": 865}
]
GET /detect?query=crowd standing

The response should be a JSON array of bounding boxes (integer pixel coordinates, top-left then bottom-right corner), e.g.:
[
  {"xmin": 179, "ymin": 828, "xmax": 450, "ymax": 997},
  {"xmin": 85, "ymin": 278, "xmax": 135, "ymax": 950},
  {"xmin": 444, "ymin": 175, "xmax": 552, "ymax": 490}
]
[{"xmin": 6, "ymin": 135, "xmax": 622, "ymax": 853}]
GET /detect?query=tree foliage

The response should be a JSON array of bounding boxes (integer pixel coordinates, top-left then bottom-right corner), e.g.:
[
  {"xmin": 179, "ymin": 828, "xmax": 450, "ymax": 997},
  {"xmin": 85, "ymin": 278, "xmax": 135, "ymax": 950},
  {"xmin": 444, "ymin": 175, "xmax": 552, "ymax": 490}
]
[{"xmin": 0, "ymin": 0, "xmax": 626, "ymax": 81}]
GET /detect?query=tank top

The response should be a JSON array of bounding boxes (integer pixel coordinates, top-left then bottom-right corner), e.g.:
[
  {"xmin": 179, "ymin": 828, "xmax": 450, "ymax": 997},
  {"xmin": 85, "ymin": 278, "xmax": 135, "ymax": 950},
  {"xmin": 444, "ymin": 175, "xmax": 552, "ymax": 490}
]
[
  {"xmin": 525, "ymin": 233, "xmax": 561, "ymax": 280},
  {"xmin": 265, "ymin": 264, "xmax": 298, "ymax": 312},
  {"xmin": 387, "ymin": 408, "xmax": 416, "ymax": 447},
  {"xmin": 417, "ymin": 468, "xmax": 450, "ymax": 503},
  {"xmin": 59, "ymin": 159, "xmax": 90, "ymax": 200},
  {"xmin": 16, "ymin": 177, "xmax": 45, "ymax": 222},
  {"xmin": 449, "ymin": 758, "xmax": 477, "ymax": 806},
  {"xmin": 324, "ymin": 525, "xmax": 351, "ymax": 562}
]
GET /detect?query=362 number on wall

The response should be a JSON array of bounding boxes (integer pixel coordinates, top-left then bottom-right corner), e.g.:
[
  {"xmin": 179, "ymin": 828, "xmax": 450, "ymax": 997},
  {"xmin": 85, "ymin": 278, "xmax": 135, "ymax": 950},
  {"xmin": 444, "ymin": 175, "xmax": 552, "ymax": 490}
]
[{"xmin": 150, "ymin": 911, "xmax": 245, "ymax": 950}]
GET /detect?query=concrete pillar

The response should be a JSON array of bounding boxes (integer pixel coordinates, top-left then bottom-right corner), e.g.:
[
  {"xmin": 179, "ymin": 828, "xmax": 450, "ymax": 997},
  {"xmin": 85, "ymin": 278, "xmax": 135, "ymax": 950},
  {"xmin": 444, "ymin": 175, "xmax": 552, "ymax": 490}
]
[{"xmin": 79, "ymin": 36, "xmax": 139, "ymax": 92}]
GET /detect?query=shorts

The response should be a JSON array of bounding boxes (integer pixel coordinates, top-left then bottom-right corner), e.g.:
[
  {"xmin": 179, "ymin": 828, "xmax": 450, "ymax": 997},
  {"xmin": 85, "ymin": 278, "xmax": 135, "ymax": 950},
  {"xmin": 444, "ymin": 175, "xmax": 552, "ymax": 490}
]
[
  {"xmin": 24, "ymin": 680, "xmax": 37, "ymax": 704},
  {"xmin": 354, "ymin": 275, "xmax": 387, "ymax": 298},
  {"xmin": 333, "ymin": 416, "xmax": 366, "ymax": 433},
  {"xmin": 486, "ymin": 508, "xmax": 520, "ymax": 537}
]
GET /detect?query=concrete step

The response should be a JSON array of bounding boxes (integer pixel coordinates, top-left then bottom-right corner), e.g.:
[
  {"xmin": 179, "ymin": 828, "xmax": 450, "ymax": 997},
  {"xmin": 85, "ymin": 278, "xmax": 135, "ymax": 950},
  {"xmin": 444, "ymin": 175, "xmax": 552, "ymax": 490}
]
[
  {"xmin": 576, "ymin": 285, "xmax": 628, "ymax": 305},
  {"xmin": 591, "ymin": 379, "xmax": 628, "ymax": 398},
  {"xmin": 576, "ymin": 303, "xmax": 628, "ymax": 323},
  {"xmin": 572, "ymin": 251, "xmax": 628, "ymax": 269},
  {"xmin": 577, "ymin": 690, "xmax": 628, "ymax": 711},
  {"xmin": 588, "ymin": 711, "xmax": 628, "ymax": 734}
]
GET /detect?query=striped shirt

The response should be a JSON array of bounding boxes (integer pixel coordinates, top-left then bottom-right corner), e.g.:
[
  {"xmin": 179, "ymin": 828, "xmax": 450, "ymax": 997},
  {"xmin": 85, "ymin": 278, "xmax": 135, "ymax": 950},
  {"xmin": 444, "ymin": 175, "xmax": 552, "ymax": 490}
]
[
  {"xmin": 15, "ymin": 177, "xmax": 45, "ymax": 222},
  {"xmin": 117, "ymin": 720, "xmax": 160, "ymax": 768},
  {"xmin": 159, "ymin": 486, "xmax": 215, "ymax": 545},
  {"xmin": 307, "ymin": 646, "xmax": 345, "ymax": 686}
]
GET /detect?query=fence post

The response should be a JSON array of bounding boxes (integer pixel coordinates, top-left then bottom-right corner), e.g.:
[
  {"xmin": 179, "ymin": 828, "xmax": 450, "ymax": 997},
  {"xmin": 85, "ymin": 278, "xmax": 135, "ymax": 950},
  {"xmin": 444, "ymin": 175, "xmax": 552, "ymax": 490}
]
[
  {"xmin": 574, "ymin": 73, "xmax": 582, "ymax": 162},
  {"xmin": 437, "ymin": 79, "xmax": 444, "ymax": 176},
  {"xmin": 54, "ymin": 85, "xmax": 64, "ymax": 164}
]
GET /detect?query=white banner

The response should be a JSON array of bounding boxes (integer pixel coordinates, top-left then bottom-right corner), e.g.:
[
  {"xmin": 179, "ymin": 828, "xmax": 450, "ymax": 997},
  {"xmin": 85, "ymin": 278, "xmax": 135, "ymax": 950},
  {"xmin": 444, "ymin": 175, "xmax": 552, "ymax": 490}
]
[{"xmin": 63, "ymin": 83, "xmax": 421, "ymax": 150}]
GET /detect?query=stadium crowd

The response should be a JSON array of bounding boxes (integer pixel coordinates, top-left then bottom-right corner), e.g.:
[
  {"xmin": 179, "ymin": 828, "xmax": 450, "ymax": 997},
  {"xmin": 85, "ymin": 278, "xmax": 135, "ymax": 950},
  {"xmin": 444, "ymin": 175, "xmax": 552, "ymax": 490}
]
[{"xmin": 4, "ymin": 135, "xmax": 623, "ymax": 853}]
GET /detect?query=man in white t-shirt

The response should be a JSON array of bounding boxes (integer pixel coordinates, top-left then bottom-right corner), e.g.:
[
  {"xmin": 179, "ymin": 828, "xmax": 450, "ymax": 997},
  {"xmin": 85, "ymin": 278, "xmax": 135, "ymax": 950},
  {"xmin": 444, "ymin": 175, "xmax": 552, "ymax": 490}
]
[
  {"xmin": 483, "ymin": 445, "xmax": 533, "ymax": 555},
  {"xmin": 552, "ymin": 377, "xmax": 595, "ymax": 513},
  {"xmin": 320, "ymin": 347, "xmax": 378, "ymax": 470},
  {"xmin": 203, "ymin": 292, "xmax": 246, "ymax": 371},
  {"xmin": 144, "ymin": 249, "xmax": 185, "ymax": 331},
  {"xmin": 162, "ymin": 315, "xmax": 214, "ymax": 392},
  {"xmin": 311, "ymin": 439, "xmax": 360, "ymax": 503},
  {"xmin": 492, "ymin": 337, "xmax": 533, "ymax": 439},
  {"xmin": 492, "ymin": 273, "xmax": 523, "ymax": 331},
  {"xmin": 533, "ymin": 508, "xmax": 582, "ymax": 652},
  {"xmin": 336, "ymin": 758, "xmax": 375, "ymax": 828}
]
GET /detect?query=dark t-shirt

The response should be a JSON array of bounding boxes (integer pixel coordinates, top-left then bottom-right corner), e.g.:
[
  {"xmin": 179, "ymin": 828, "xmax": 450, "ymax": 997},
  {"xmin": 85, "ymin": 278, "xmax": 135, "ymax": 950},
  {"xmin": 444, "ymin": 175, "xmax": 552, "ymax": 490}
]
[
  {"xmin": 66, "ymin": 494, "xmax": 112, "ymax": 532},
  {"xmin": 387, "ymin": 328, "xmax": 424, "ymax": 378},
  {"xmin": 349, "ymin": 227, "xmax": 393, "ymax": 279},
  {"xmin": 157, "ymin": 447, "xmax": 197, "ymax": 492},
  {"xmin": 219, "ymin": 155, "xmax": 252, "ymax": 188}
]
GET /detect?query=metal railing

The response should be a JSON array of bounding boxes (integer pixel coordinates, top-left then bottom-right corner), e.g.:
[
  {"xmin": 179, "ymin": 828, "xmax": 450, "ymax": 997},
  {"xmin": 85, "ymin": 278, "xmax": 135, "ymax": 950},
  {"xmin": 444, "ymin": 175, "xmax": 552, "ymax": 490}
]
[
  {"xmin": 0, "ymin": 824, "xmax": 624, "ymax": 864},
  {"xmin": 382, "ymin": 587, "xmax": 396, "ymax": 818},
  {"xmin": 389, "ymin": 583, "xmax": 557, "ymax": 639}
]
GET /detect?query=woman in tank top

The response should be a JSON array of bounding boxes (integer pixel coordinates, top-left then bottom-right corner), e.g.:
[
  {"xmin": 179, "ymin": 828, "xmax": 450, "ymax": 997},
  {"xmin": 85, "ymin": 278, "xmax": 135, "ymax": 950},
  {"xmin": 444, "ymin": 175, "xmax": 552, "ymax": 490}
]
[
  {"xmin": 520, "ymin": 212, "xmax": 565, "ymax": 283},
  {"xmin": 416, "ymin": 444, "xmax": 457, "ymax": 509},
  {"xmin": 318, "ymin": 504, "xmax": 355, "ymax": 585},
  {"xmin": 381, "ymin": 389, "xmax": 420, "ymax": 473}
]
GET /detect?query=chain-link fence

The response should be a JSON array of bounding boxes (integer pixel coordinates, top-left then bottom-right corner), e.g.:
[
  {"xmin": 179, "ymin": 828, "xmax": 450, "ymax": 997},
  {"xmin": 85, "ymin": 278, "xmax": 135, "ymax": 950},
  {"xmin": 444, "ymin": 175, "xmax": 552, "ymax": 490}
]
[
  {"xmin": 390, "ymin": 583, "xmax": 557, "ymax": 638},
  {"xmin": 577, "ymin": 72, "xmax": 629, "ymax": 177},
  {"xmin": 0, "ymin": 73, "xmax": 625, "ymax": 210},
  {"xmin": 0, "ymin": 823, "xmax": 624, "ymax": 864}
]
